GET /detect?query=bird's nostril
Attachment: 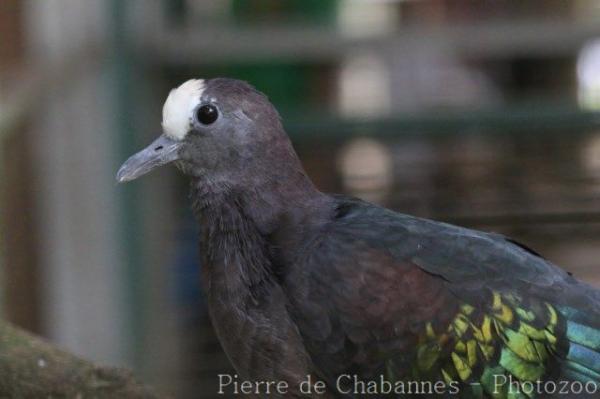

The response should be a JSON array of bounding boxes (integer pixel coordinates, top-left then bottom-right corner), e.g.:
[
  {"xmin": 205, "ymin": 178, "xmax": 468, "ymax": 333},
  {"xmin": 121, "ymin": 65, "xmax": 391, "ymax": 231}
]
[{"xmin": 154, "ymin": 146, "xmax": 163, "ymax": 151}]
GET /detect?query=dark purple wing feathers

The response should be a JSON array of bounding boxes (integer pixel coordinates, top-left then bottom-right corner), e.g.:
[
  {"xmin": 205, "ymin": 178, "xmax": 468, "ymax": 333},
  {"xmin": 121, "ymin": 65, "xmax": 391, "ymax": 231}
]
[{"xmin": 284, "ymin": 196, "xmax": 600, "ymax": 387}]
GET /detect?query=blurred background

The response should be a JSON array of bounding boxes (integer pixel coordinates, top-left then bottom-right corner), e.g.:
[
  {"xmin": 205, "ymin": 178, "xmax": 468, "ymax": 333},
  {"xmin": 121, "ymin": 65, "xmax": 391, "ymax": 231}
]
[{"xmin": 2, "ymin": 0, "xmax": 600, "ymax": 397}]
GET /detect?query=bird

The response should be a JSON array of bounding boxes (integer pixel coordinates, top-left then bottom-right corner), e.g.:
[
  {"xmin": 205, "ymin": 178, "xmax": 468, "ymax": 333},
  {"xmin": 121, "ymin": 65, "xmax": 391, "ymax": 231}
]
[{"xmin": 117, "ymin": 78, "xmax": 600, "ymax": 398}]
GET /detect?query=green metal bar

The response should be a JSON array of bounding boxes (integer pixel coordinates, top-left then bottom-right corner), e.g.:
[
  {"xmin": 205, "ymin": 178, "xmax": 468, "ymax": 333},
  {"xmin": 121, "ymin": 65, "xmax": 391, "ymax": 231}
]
[
  {"xmin": 285, "ymin": 104, "xmax": 600, "ymax": 140},
  {"xmin": 108, "ymin": 0, "xmax": 144, "ymax": 369},
  {"xmin": 0, "ymin": 131, "xmax": 5, "ymax": 318}
]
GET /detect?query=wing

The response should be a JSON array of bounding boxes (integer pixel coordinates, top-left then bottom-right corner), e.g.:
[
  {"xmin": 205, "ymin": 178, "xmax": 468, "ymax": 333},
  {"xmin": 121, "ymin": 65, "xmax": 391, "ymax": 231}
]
[{"xmin": 286, "ymin": 196, "xmax": 600, "ymax": 398}]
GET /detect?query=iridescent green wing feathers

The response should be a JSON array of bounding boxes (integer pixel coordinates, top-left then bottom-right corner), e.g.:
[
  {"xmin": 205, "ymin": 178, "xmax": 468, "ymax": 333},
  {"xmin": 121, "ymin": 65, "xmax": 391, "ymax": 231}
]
[{"xmin": 410, "ymin": 291, "xmax": 572, "ymax": 397}]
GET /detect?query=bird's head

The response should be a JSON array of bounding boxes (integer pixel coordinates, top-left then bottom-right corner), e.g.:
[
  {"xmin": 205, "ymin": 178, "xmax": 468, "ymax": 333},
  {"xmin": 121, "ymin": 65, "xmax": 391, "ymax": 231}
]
[{"xmin": 116, "ymin": 78, "xmax": 292, "ymax": 185}]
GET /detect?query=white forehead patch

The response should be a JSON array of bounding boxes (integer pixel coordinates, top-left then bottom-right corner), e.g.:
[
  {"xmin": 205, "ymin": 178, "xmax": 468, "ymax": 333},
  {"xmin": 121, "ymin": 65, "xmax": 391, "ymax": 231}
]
[{"xmin": 162, "ymin": 79, "xmax": 205, "ymax": 140}]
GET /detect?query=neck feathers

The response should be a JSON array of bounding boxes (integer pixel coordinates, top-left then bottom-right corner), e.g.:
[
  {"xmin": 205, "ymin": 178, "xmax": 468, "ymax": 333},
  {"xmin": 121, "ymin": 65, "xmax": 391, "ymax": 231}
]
[
  {"xmin": 190, "ymin": 168, "xmax": 331, "ymax": 295},
  {"xmin": 192, "ymin": 185, "xmax": 271, "ymax": 293}
]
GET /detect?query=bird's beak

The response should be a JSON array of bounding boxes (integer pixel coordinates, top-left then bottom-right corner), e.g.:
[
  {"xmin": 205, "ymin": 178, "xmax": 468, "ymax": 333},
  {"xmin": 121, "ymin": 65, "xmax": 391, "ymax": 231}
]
[{"xmin": 116, "ymin": 134, "xmax": 182, "ymax": 183}]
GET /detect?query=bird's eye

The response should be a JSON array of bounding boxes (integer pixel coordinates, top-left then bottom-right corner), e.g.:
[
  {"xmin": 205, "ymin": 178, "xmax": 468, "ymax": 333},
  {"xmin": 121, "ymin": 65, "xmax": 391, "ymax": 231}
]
[{"xmin": 195, "ymin": 104, "xmax": 219, "ymax": 125}]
